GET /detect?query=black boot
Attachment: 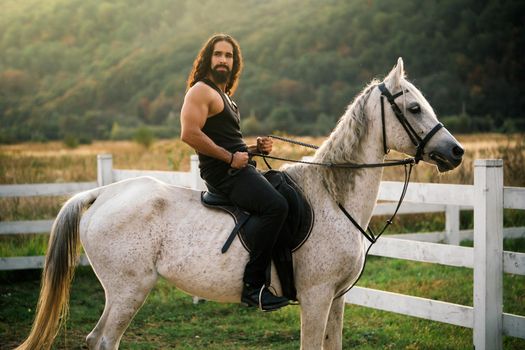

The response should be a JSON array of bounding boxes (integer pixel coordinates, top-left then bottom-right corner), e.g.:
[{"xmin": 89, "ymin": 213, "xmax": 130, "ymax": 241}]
[{"xmin": 241, "ymin": 284, "xmax": 289, "ymax": 312}]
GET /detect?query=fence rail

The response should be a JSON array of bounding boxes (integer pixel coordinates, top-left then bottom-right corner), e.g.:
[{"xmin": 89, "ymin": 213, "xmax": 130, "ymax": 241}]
[
  {"xmin": 1, "ymin": 155, "xmax": 524, "ymax": 349},
  {"xmin": 0, "ymin": 181, "xmax": 98, "ymax": 197}
]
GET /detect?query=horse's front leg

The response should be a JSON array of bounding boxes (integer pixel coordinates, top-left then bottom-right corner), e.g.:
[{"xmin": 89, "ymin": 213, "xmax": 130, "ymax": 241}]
[
  {"xmin": 322, "ymin": 296, "xmax": 345, "ymax": 350},
  {"xmin": 298, "ymin": 285, "xmax": 333, "ymax": 350}
]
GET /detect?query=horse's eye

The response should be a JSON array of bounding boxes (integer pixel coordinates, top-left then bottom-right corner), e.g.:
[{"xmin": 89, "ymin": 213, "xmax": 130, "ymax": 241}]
[{"xmin": 408, "ymin": 103, "xmax": 421, "ymax": 114}]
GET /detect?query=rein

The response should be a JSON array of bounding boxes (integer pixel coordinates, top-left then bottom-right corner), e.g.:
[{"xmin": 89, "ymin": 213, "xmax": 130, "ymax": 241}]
[
  {"xmin": 249, "ymin": 150, "xmax": 416, "ymax": 169},
  {"xmin": 249, "ymin": 134, "xmax": 416, "ymax": 169},
  {"xmin": 249, "ymin": 136, "xmax": 415, "ymax": 245}
]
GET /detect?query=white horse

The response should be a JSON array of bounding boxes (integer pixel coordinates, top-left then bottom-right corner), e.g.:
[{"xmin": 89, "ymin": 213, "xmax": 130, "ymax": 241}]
[{"xmin": 17, "ymin": 58, "xmax": 463, "ymax": 350}]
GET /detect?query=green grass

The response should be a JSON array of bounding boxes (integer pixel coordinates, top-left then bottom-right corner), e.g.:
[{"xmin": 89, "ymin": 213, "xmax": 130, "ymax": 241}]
[
  {"xmin": 1, "ymin": 215, "xmax": 524, "ymax": 349},
  {"xmin": 0, "ymin": 234, "xmax": 49, "ymax": 257},
  {"xmin": 1, "ymin": 246, "xmax": 524, "ymax": 349},
  {"xmin": 1, "ymin": 222, "xmax": 524, "ymax": 348}
]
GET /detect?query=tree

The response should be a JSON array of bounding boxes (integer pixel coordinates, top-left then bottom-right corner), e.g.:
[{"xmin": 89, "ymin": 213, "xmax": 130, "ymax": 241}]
[{"xmin": 267, "ymin": 106, "xmax": 297, "ymax": 133}]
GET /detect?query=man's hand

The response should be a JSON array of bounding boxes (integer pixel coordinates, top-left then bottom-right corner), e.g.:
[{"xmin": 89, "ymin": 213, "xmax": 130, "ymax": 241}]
[
  {"xmin": 231, "ymin": 151, "xmax": 249, "ymax": 169},
  {"xmin": 256, "ymin": 136, "xmax": 273, "ymax": 155}
]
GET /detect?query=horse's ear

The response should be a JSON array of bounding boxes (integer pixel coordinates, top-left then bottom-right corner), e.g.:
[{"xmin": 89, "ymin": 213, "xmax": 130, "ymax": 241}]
[{"xmin": 386, "ymin": 57, "xmax": 405, "ymax": 89}]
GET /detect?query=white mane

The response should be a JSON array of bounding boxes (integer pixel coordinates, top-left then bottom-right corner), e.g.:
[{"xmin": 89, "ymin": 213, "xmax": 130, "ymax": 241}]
[{"xmin": 312, "ymin": 79, "xmax": 379, "ymax": 204}]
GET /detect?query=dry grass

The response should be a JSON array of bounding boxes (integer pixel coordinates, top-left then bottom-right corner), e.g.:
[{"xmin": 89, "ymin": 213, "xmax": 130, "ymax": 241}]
[
  {"xmin": 2, "ymin": 133, "xmax": 523, "ymax": 185},
  {"xmin": 382, "ymin": 133, "xmax": 524, "ymax": 186}
]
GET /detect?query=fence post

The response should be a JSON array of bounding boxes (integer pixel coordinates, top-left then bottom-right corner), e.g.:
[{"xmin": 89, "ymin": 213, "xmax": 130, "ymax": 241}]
[
  {"xmin": 190, "ymin": 154, "xmax": 205, "ymax": 190},
  {"xmin": 445, "ymin": 205, "xmax": 460, "ymax": 245},
  {"xmin": 97, "ymin": 154, "xmax": 113, "ymax": 186},
  {"xmin": 473, "ymin": 159, "xmax": 503, "ymax": 350}
]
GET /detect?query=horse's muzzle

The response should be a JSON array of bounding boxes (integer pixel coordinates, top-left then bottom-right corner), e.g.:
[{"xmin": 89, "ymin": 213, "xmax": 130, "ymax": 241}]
[{"xmin": 429, "ymin": 142, "xmax": 464, "ymax": 172}]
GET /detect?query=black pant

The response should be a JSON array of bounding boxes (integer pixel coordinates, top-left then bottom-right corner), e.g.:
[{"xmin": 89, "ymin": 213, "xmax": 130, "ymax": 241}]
[{"xmin": 207, "ymin": 165, "xmax": 289, "ymax": 287}]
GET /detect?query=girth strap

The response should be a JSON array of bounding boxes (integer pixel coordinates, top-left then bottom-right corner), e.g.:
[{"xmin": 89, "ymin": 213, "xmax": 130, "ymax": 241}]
[
  {"xmin": 200, "ymin": 192, "xmax": 252, "ymax": 254},
  {"xmin": 222, "ymin": 212, "xmax": 250, "ymax": 253}
]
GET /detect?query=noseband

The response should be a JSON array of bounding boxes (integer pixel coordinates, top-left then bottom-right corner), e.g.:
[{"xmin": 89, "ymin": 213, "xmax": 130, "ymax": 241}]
[{"xmin": 378, "ymin": 82, "xmax": 443, "ymax": 163}]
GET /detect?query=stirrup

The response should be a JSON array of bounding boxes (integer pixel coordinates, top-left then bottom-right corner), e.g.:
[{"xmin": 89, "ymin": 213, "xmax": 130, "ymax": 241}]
[{"xmin": 258, "ymin": 286, "xmax": 265, "ymax": 311}]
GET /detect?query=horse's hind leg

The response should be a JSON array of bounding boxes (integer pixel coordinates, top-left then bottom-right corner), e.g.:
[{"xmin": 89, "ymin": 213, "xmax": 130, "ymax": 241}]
[
  {"xmin": 86, "ymin": 267, "xmax": 158, "ymax": 350},
  {"xmin": 322, "ymin": 296, "xmax": 345, "ymax": 350}
]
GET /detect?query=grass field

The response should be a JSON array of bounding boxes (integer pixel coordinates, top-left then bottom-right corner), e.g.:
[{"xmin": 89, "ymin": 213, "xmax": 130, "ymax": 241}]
[
  {"xmin": 2, "ymin": 253, "xmax": 524, "ymax": 349},
  {"xmin": 1, "ymin": 134, "xmax": 524, "ymax": 349}
]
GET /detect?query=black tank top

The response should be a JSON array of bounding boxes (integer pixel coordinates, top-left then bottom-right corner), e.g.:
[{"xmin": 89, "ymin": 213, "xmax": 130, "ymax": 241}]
[{"xmin": 198, "ymin": 78, "xmax": 247, "ymax": 182}]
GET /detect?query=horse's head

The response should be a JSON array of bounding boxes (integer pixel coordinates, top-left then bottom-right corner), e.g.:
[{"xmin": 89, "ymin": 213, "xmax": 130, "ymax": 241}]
[{"xmin": 379, "ymin": 58, "xmax": 464, "ymax": 172}]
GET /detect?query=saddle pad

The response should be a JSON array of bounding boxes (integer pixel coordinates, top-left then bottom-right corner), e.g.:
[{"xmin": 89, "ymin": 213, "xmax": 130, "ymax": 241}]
[{"xmin": 260, "ymin": 170, "xmax": 314, "ymax": 253}]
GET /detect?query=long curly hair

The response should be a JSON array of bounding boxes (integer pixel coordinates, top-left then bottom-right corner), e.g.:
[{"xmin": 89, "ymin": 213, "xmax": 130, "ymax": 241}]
[{"xmin": 186, "ymin": 34, "xmax": 243, "ymax": 95}]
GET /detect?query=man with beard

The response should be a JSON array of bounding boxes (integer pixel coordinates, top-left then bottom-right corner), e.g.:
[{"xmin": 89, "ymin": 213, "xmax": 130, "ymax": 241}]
[{"xmin": 180, "ymin": 34, "xmax": 289, "ymax": 311}]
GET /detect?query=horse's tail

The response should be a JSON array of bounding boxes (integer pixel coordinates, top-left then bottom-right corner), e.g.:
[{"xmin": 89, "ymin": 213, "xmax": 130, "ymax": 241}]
[{"xmin": 16, "ymin": 187, "xmax": 102, "ymax": 350}]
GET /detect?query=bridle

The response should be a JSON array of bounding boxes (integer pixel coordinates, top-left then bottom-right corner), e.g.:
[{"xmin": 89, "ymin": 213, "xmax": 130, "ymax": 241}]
[
  {"xmin": 378, "ymin": 82, "xmax": 443, "ymax": 163},
  {"xmin": 249, "ymin": 82, "xmax": 446, "ymax": 299}
]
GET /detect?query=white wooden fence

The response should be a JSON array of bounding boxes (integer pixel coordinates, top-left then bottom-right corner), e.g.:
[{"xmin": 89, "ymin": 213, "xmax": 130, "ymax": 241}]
[
  {"xmin": 1, "ymin": 155, "xmax": 524, "ymax": 349},
  {"xmin": 346, "ymin": 159, "xmax": 525, "ymax": 350}
]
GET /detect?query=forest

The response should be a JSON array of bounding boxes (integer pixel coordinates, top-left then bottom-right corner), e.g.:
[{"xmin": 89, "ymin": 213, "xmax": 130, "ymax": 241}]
[{"xmin": 0, "ymin": 0, "xmax": 523, "ymax": 143}]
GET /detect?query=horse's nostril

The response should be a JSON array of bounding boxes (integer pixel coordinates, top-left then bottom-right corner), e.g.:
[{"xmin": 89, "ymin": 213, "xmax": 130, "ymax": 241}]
[{"xmin": 452, "ymin": 145, "xmax": 464, "ymax": 158}]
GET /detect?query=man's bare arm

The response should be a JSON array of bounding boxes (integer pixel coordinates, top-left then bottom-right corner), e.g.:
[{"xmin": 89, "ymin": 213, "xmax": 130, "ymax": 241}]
[
  {"xmin": 180, "ymin": 85, "xmax": 232, "ymax": 163},
  {"xmin": 180, "ymin": 84, "xmax": 248, "ymax": 168}
]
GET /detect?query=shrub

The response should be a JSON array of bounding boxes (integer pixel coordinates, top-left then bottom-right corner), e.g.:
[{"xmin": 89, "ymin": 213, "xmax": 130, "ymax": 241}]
[
  {"xmin": 441, "ymin": 114, "xmax": 471, "ymax": 133},
  {"xmin": 241, "ymin": 114, "xmax": 264, "ymax": 136},
  {"xmin": 63, "ymin": 135, "xmax": 79, "ymax": 148},
  {"xmin": 134, "ymin": 126, "xmax": 154, "ymax": 148}
]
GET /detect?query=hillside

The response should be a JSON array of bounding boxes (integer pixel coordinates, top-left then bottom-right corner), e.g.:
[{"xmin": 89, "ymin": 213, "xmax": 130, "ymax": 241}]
[{"xmin": 0, "ymin": 0, "xmax": 523, "ymax": 142}]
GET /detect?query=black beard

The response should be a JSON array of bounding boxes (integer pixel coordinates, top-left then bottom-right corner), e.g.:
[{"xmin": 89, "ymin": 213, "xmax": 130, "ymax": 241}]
[{"xmin": 211, "ymin": 67, "xmax": 230, "ymax": 84}]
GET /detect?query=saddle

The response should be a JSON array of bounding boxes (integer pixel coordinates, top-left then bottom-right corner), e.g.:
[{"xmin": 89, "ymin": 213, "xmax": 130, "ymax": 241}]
[{"xmin": 200, "ymin": 170, "xmax": 314, "ymax": 301}]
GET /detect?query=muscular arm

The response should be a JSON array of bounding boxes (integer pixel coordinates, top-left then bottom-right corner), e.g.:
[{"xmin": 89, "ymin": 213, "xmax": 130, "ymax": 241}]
[
  {"xmin": 181, "ymin": 84, "xmax": 249, "ymax": 168},
  {"xmin": 180, "ymin": 85, "xmax": 232, "ymax": 164}
]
